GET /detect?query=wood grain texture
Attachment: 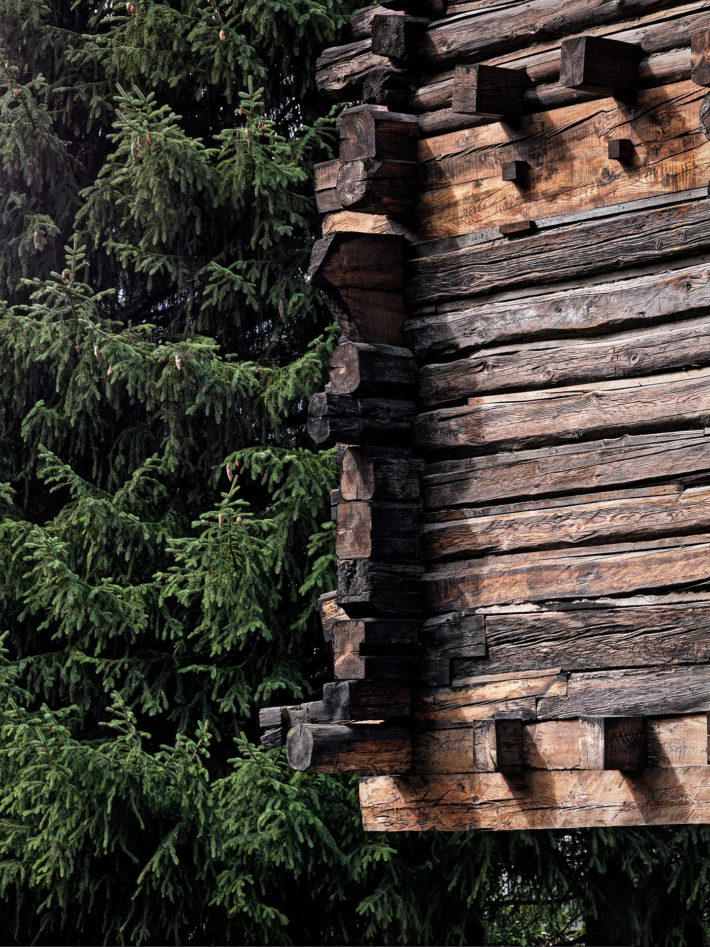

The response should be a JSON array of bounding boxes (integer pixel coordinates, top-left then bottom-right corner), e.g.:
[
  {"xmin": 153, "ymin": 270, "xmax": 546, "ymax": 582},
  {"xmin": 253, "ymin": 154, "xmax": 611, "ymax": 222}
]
[
  {"xmin": 422, "ymin": 430, "xmax": 710, "ymax": 508},
  {"xmin": 416, "ymin": 366, "xmax": 710, "ymax": 452},
  {"xmin": 309, "ymin": 392, "xmax": 416, "ymax": 448},
  {"xmin": 330, "ymin": 342, "xmax": 416, "ymax": 397},
  {"xmin": 336, "ymin": 499, "xmax": 421, "ymax": 560},
  {"xmin": 338, "ymin": 559, "xmax": 424, "ymax": 616},
  {"xmin": 426, "ymin": 534, "xmax": 710, "ymax": 611},
  {"xmin": 323, "ymin": 679, "xmax": 411, "ymax": 721},
  {"xmin": 360, "ymin": 767, "xmax": 710, "ymax": 831},
  {"xmin": 559, "ymin": 35, "xmax": 641, "ymax": 98},
  {"xmin": 287, "ymin": 723, "xmax": 411, "ymax": 773}
]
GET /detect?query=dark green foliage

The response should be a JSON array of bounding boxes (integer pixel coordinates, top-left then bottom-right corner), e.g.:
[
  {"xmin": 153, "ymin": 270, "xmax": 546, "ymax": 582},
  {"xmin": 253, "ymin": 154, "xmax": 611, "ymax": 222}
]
[{"xmin": 1, "ymin": 1, "xmax": 710, "ymax": 945}]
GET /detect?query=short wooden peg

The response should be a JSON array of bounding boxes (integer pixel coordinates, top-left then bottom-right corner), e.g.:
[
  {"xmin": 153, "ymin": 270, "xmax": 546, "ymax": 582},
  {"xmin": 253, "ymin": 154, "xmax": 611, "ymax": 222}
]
[
  {"xmin": 608, "ymin": 138, "xmax": 634, "ymax": 163},
  {"xmin": 560, "ymin": 35, "xmax": 641, "ymax": 100},
  {"xmin": 501, "ymin": 160, "xmax": 529, "ymax": 185}
]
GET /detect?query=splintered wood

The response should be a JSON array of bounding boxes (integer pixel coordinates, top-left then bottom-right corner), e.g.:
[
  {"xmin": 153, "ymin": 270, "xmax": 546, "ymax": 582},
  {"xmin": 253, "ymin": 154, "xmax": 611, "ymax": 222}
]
[{"xmin": 258, "ymin": 0, "xmax": 710, "ymax": 832}]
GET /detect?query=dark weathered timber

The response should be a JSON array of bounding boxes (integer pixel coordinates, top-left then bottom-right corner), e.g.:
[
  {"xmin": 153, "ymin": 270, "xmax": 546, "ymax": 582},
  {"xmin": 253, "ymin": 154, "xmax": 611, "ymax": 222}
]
[
  {"xmin": 316, "ymin": 40, "xmax": 394, "ymax": 98},
  {"xmin": 608, "ymin": 138, "xmax": 634, "ymax": 162},
  {"xmin": 336, "ymin": 158, "xmax": 419, "ymax": 217},
  {"xmin": 461, "ymin": 600, "xmax": 710, "ymax": 679},
  {"xmin": 314, "ymin": 159, "xmax": 341, "ymax": 214},
  {"xmin": 258, "ymin": 700, "xmax": 326, "ymax": 730},
  {"xmin": 415, "ymin": 367, "xmax": 710, "ymax": 452},
  {"xmin": 329, "ymin": 342, "xmax": 417, "ymax": 397},
  {"xmin": 339, "ymin": 445, "xmax": 423, "ymax": 502},
  {"xmin": 318, "ymin": 590, "xmax": 346, "ymax": 643},
  {"xmin": 579, "ymin": 717, "xmax": 647, "ymax": 772},
  {"xmin": 408, "ymin": 196, "xmax": 710, "ymax": 305},
  {"xmin": 336, "ymin": 499, "xmax": 421, "ymax": 560},
  {"xmin": 406, "ymin": 260, "xmax": 710, "ymax": 360},
  {"xmin": 338, "ymin": 559, "xmax": 424, "ymax": 616},
  {"xmin": 286, "ymin": 723, "xmax": 412, "ymax": 773},
  {"xmin": 338, "ymin": 105, "xmax": 419, "ymax": 163},
  {"xmin": 451, "ymin": 64, "xmax": 529, "ymax": 117},
  {"xmin": 560, "ymin": 35, "xmax": 641, "ymax": 99},
  {"xmin": 691, "ymin": 29, "xmax": 710, "ymax": 86},
  {"xmin": 422, "ymin": 430, "xmax": 710, "ymax": 509},
  {"xmin": 423, "ymin": 485, "xmax": 710, "ymax": 559},
  {"xmin": 425, "ymin": 534, "xmax": 710, "ymax": 612},
  {"xmin": 371, "ymin": 14, "xmax": 429, "ymax": 65},
  {"xmin": 360, "ymin": 768, "xmax": 710, "ymax": 831},
  {"xmin": 323, "ymin": 679, "xmax": 412, "ymax": 721},
  {"xmin": 260, "ymin": 728, "xmax": 283, "ymax": 750},
  {"xmin": 331, "ymin": 617, "xmax": 419, "ymax": 653},
  {"xmin": 501, "ymin": 160, "xmax": 528, "ymax": 184},
  {"xmin": 494, "ymin": 716, "xmax": 527, "ymax": 774},
  {"xmin": 330, "ymin": 488, "xmax": 341, "ymax": 523},
  {"xmin": 420, "ymin": 611, "xmax": 486, "ymax": 686},
  {"xmin": 499, "ymin": 220, "xmax": 536, "ymax": 238},
  {"xmin": 362, "ymin": 69, "xmax": 414, "ymax": 108},
  {"xmin": 308, "ymin": 392, "xmax": 416, "ymax": 448},
  {"xmin": 701, "ymin": 92, "xmax": 710, "ymax": 139},
  {"xmin": 352, "ymin": 5, "xmax": 394, "ymax": 40},
  {"xmin": 417, "ymin": 315, "xmax": 710, "ymax": 405}
]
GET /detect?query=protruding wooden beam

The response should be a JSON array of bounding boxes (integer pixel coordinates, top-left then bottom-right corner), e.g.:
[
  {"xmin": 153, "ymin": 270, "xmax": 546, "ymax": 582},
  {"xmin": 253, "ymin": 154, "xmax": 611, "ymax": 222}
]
[
  {"xmin": 335, "ymin": 158, "xmax": 419, "ymax": 217},
  {"xmin": 318, "ymin": 590, "xmax": 346, "ymax": 643},
  {"xmin": 607, "ymin": 138, "xmax": 634, "ymax": 163},
  {"xmin": 259, "ymin": 701, "xmax": 329, "ymax": 748},
  {"xmin": 501, "ymin": 160, "xmax": 528, "ymax": 185},
  {"xmin": 336, "ymin": 499, "xmax": 420, "ymax": 560},
  {"xmin": 308, "ymin": 392, "xmax": 416, "ymax": 447},
  {"xmin": 362, "ymin": 69, "xmax": 412, "ymax": 108},
  {"xmin": 314, "ymin": 159, "xmax": 341, "ymax": 214},
  {"xmin": 286, "ymin": 723, "xmax": 411, "ymax": 773},
  {"xmin": 419, "ymin": 611, "xmax": 486, "ymax": 687},
  {"xmin": 701, "ymin": 93, "xmax": 710, "ymax": 141},
  {"xmin": 323, "ymin": 679, "xmax": 411, "ymax": 721},
  {"xmin": 691, "ymin": 30, "xmax": 710, "ymax": 87},
  {"xmin": 579, "ymin": 717, "xmax": 647, "ymax": 773},
  {"xmin": 472, "ymin": 715, "xmax": 529, "ymax": 774},
  {"xmin": 499, "ymin": 220, "xmax": 535, "ymax": 238},
  {"xmin": 332, "ymin": 617, "xmax": 418, "ymax": 680},
  {"xmin": 452, "ymin": 64, "xmax": 528, "ymax": 118},
  {"xmin": 338, "ymin": 105, "xmax": 418, "ymax": 163},
  {"xmin": 329, "ymin": 342, "xmax": 416, "ymax": 397},
  {"xmin": 560, "ymin": 35, "xmax": 641, "ymax": 100},
  {"xmin": 338, "ymin": 559, "xmax": 423, "ymax": 617},
  {"xmin": 339, "ymin": 446, "xmax": 422, "ymax": 502},
  {"xmin": 371, "ymin": 13, "xmax": 429, "ymax": 65}
]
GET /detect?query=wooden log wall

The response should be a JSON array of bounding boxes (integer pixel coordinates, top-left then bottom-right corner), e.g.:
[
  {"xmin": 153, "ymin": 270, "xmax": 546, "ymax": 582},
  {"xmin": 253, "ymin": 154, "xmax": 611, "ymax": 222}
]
[{"xmin": 260, "ymin": 0, "xmax": 710, "ymax": 832}]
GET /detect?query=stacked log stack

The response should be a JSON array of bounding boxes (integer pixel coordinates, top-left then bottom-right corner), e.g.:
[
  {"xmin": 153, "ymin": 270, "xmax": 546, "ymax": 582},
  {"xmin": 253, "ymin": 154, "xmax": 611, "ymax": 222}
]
[{"xmin": 261, "ymin": 0, "xmax": 710, "ymax": 832}]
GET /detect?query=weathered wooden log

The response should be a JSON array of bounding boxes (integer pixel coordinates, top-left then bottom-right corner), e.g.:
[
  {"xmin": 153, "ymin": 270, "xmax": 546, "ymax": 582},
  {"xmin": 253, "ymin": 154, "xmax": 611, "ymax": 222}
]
[
  {"xmin": 423, "ymin": 484, "xmax": 710, "ymax": 559},
  {"xmin": 406, "ymin": 259, "xmax": 710, "ymax": 360},
  {"xmin": 329, "ymin": 342, "xmax": 416, "ymax": 397},
  {"xmin": 286, "ymin": 723, "xmax": 412, "ymax": 773},
  {"xmin": 691, "ymin": 29, "xmax": 710, "ymax": 86},
  {"xmin": 371, "ymin": 13, "xmax": 429, "ymax": 65},
  {"xmin": 336, "ymin": 499, "xmax": 421, "ymax": 560},
  {"xmin": 579, "ymin": 717, "xmax": 647, "ymax": 772},
  {"xmin": 314, "ymin": 159, "xmax": 341, "ymax": 214},
  {"xmin": 308, "ymin": 392, "xmax": 416, "ymax": 448},
  {"xmin": 338, "ymin": 559, "xmax": 423, "ymax": 616},
  {"xmin": 259, "ymin": 701, "xmax": 329, "ymax": 748},
  {"xmin": 560, "ymin": 35, "xmax": 642, "ymax": 99},
  {"xmin": 360, "ymin": 768, "xmax": 710, "ymax": 832},
  {"xmin": 318, "ymin": 590, "xmax": 347, "ymax": 643},
  {"xmin": 335, "ymin": 158, "xmax": 419, "ymax": 217},
  {"xmin": 425, "ymin": 534, "xmax": 710, "ymax": 613},
  {"xmin": 352, "ymin": 4, "xmax": 397, "ymax": 40},
  {"xmin": 419, "ymin": 611, "xmax": 486, "ymax": 686},
  {"xmin": 323, "ymin": 679, "xmax": 411, "ymax": 720},
  {"xmin": 331, "ymin": 617, "xmax": 419, "ymax": 653},
  {"xmin": 260, "ymin": 728, "xmax": 284, "ymax": 750},
  {"xmin": 337, "ymin": 653, "xmax": 418, "ymax": 681},
  {"xmin": 408, "ymin": 193, "xmax": 710, "ymax": 305},
  {"xmin": 339, "ymin": 445, "xmax": 422, "ymax": 502},
  {"xmin": 362, "ymin": 69, "xmax": 413, "ymax": 108},
  {"xmin": 701, "ymin": 92, "xmax": 710, "ymax": 139},
  {"xmin": 418, "ymin": 315, "xmax": 710, "ymax": 405},
  {"xmin": 451, "ymin": 64, "xmax": 529, "ymax": 117},
  {"xmin": 338, "ymin": 105, "xmax": 419, "ymax": 162},
  {"xmin": 416, "ymin": 365, "xmax": 710, "ymax": 452},
  {"xmin": 316, "ymin": 40, "xmax": 393, "ymax": 98},
  {"xmin": 422, "ymin": 429, "xmax": 710, "ymax": 508}
]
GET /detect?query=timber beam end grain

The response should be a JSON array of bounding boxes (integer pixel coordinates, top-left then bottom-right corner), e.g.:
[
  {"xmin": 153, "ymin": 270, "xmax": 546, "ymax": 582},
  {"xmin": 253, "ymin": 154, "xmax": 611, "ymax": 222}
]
[
  {"xmin": 336, "ymin": 158, "xmax": 419, "ymax": 217},
  {"xmin": 560, "ymin": 36, "xmax": 642, "ymax": 100},
  {"xmin": 371, "ymin": 13, "xmax": 429, "ymax": 65},
  {"xmin": 339, "ymin": 445, "xmax": 423, "ymax": 502},
  {"xmin": 308, "ymin": 392, "xmax": 416, "ymax": 447},
  {"xmin": 318, "ymin": 590, "xmax": 346, "ymax": 643},
  {"xmin": 338, "ymin": 559, "xmax": 424, "ymax": 616},
  {"xmin": 363, "ymin": 69, "xmax": 413, "ymax": 109},
  {"xmin": 579, "ymin": 716, "xmax": 647, "ymax": 773},
  {"xmin": 691, "ymin": 30, "xmax": 710, "ymax": 88},
  {"xmin": 338, "ymin": 105, "xmax": 419, "ymax": 163},
  {"xmin": 452, "ymin": 64, "xmax": 529, "ymax": 118},
  {"xmin": 286, "ymin": 723, "xmax": 412, "ymax": 773},
  {"xmin": 323, "ymin": 679, "xmax": 412, "ymax": 721},
  {"xmin": 329, "ymin": 342, "xmax": 417, "ymax": 397}
]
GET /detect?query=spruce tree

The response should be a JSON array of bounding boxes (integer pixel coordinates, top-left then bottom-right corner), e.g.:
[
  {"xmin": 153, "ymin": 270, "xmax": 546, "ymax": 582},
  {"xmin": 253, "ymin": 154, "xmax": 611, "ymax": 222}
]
[{"xmin": 1, "ymin": 2, "xmax": 709, "ymax": 945}]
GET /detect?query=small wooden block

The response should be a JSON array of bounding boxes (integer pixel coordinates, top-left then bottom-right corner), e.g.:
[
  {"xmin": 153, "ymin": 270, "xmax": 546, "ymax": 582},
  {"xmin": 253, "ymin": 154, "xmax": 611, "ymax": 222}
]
[
  {"xmin": 701, "ymin": 92, "xmax": 710, "ymax": 141},
  {"xmin": 452, "ymin": 64, "xmax": 529, "ymax": 118},
  {"xmin": 362, "ymin": 69, "xmax": 412, "ymax": 109},
  {"xmin": 499, "ymin": 220, "xmax": 536, "ymax": 238},
  {"xmin": 495, "ymin": 715, "xmax": 526, "ymax": 775},
  {"xmin": 371, "ymin": 14, "xmax": 429, "ymax": 65},
  {"xmin": 692, "ymin": 30, "xmax": 710, "ymax": 88},
  {"xmin": 608, "ymin": 138, "xmax": 634, "ymax": 163},
  {"xmin": 560, "ymin": 35, "xmax": 641, "ymax": 100},
  {"xmin": 501, "ymin": 160, "xmax": 529, "ymax": 184},
  {"xmin": 579, "ymin": 717, "xmax": 646, "ymax": 773}
]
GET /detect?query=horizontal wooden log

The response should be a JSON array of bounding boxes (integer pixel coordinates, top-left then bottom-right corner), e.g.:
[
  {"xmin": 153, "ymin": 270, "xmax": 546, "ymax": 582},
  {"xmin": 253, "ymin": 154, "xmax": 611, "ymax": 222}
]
[
  {"xmin": 691, "ymin": 29, "xmax": 710, "ymax": 86},
  {"xmin": 363, "ymin": 69, "xmax": 414, "ymax": 108},
  {"xmin": 339, "ymin": 445, "xmax": 422, "ymax": 502},
  {"xmin": 309, "ymin": 392, "xmax": 416, "ymax": 448},
  {"xmin": 406, "ymin": 259, "xmax": 710, "ymax": 360},
  {"xmin": 352, "ymin": 5, "xmax": 396, "ymax": 40},
  {"xmin": 329, "ymin": 342, "xmax": 416, "ymax": 397},
  {"xmin": 338, "ymin": 105, "xmax": 419, "ymax": 163},
  {"xmin": 321, "ymin": 210, "xmax": 412, "ymax": 239},
  {"xmin": 371, "ymin": 13, "xmax": 429, "ymax": 65},
  {"xmin": 338, "ymin": 654, "xmax": 418, "ymax": 681},
  {"xmin": 286, "ymin": 723, "xmax": 411, "ymax": 773},
  {"xmin": 451, "ymin": 64, "xmax": 528, "ymax": 117},
  {"xmin": 579, "ymin": 716, "xmax": 646, "ymax": 772},
  {"xmin": 408, "ymin": 194, "xmax": 710, "ymax": 305},
  {"xmin": 318, "ymin": 590, "xmax": 347, "ymax": 643},
  {"xmin": 423, "ymin": 484, "xmax": 710, "ymax": 559},
  {"xmin": 425, "ymin": 534, "xmax": 710, "ymax": 612},
  {"xmin": 419, "ymin": 611, "xmax": 486, "ymax": 686},
  {"xmin": 560, "ymin": 35, "xmax": 641, "ymax": 98},
  {"xmin": 702, "ymin": 91, "xmax": 710, "ymax": 138},
  {"xmin": 336, "ymin": 499, "xmax": 421, "ymax": 559},
  {"xmin": 316, "ymin": 40, "xmax": 394, "ymax": 98},
  {"xmin": 422, "ymin": 429, "xmax": 710, "ymax": 508},
  {"xmin": 332, "ymin": 617, "xmax": 419, "ymax": 658},
  {"xmin": 314, "ymin": 159, "xmax": 341, "ymax": 214},
  {"xmin": 259, "ymin": 701, "xmax": 328, "ymax": 747},
  {"xmin": 413, "ymin": 715, "xmax": 709, "ymax": 774},
  {"xmin": 417, "ymin": 314, "xmax": 710, "ymax": 405},
  {"xmin": 416, "ymin": 366, "xmax": 710, "ymax": 452},
  {"xmin": 455, "ymin": 598, "xmax": 710, "ymax": 679},
  {"xmin": 360, "ymin": 767, "xmax": 710, "ymax": 831},
  {"xmin": 338, "ymin": 559, "xmax": 423, "ymax": 616},
  {"xmin": 336, "ymin": 158, "xmax": 419, "ymax": 217},
  {"xmin": 323, "ymin": 679, "xmax": 411, "ymax": 720}
]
